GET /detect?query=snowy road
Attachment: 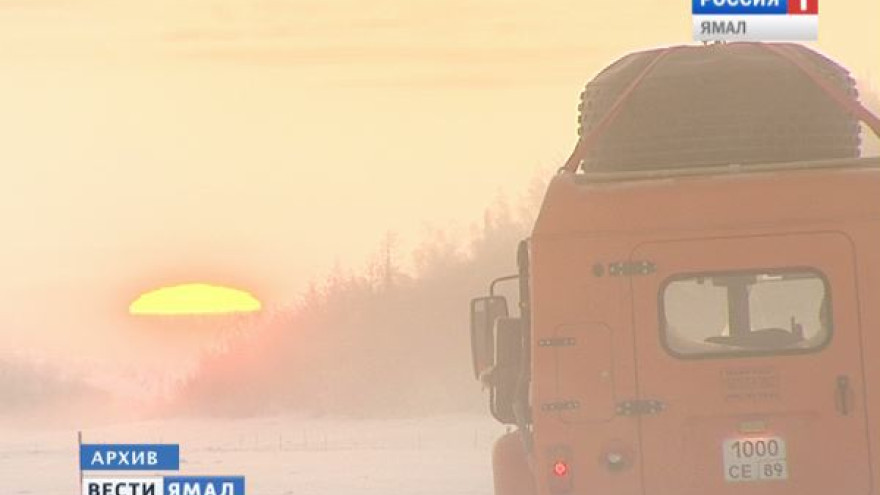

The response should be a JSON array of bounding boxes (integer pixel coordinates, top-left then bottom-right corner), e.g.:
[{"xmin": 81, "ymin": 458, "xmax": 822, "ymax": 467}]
[{"xmin": 1, "ymin": 415, "xmax": 505, "ymax": 494}]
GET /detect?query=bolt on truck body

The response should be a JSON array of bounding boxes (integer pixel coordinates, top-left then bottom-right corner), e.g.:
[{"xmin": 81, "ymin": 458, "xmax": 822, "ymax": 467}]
[{"xmin": 470, "ymin": 43, "xmax": 880, "ymax": 495}]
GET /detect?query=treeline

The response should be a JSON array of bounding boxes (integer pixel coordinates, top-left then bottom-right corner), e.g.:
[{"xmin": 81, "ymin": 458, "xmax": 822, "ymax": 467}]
[
  {"xmin": 175, "ymin": 183, "xmax": 545, "ymax": 417},
  {"xmin": 0, "ymin": 356, "xmax": 100, "ymax": 413}
]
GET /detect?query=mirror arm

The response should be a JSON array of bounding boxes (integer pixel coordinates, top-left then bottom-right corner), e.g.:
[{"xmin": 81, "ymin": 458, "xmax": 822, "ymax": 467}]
[{"xmin": 489, "ymin": 274, "xmax": 520, "ymax": 297}]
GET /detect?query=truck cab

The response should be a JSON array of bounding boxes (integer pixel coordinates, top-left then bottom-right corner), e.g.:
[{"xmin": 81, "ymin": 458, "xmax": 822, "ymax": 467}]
[{"xmin": 471, "ymin": 157, "xmax": 880, "ymax": 495}]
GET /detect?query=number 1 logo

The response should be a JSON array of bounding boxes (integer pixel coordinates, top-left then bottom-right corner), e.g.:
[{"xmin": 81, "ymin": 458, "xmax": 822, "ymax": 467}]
[{"xmin": 789, "ymin": 0, "xmax": 818, "ymax": 14}]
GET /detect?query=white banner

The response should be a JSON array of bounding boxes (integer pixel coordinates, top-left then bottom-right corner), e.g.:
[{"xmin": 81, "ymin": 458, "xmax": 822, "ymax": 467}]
[
  {"xmin": 693, "ymin": 15, "xmax": 818, "ymax": 41},
  {"xmin": 82, "ymin": 477, "xmax": 164, "ymax": 495}
]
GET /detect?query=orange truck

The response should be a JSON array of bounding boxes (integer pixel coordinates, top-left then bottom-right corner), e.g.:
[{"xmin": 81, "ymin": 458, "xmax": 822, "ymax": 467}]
[{"xmin": 470, "ymin": 43, "xmax": 880, "ymax": 495}]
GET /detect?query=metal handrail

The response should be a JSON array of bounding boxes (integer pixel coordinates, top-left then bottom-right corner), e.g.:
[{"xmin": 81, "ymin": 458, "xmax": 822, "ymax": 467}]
[{"xmin": 575, "ymin": 156, "xmax": 880, "ymax": 184}]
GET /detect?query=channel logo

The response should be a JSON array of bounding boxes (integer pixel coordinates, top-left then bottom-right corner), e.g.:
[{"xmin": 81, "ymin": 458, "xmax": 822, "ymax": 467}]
[
  {"xmin": 79, "ymin": 443, "xmax": 245, "ymax": 495},
  {"xmin": 692, "ymin": 0, "xmax": 818, "ymax": 41}
]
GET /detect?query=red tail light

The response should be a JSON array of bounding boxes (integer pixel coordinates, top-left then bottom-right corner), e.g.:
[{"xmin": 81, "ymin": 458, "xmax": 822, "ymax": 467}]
[
  {"xmin": 553, "ymin": 460, "xmax": 569, "ymax": 477},
  {"xmin": 548, "ymin": 449, "xmax": 573, "ymax": 493}
]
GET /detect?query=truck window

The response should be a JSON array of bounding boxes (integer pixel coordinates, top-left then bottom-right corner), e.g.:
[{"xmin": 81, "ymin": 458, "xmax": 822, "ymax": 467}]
[{"xmin": 661, "ymin": 269, "xmax": 831, "ymax": 357}]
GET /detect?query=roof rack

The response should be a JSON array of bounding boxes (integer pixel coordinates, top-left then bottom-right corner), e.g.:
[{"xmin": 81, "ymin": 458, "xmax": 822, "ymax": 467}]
[{"xmin": 561, "ymin": 43, "xmax": 880, "ymax": 175}]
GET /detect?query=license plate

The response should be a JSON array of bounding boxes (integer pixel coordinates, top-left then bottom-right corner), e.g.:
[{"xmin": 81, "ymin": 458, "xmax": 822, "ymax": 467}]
[{"xmin": 722, "ymin": 437, "xmax": 788, "ymax": 482}]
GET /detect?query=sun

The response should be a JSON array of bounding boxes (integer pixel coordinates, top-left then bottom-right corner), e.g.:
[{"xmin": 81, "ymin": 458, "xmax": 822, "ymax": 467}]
[{"xmin": 129, "ymin": 283, "xmax": 262, "ymax": 316}]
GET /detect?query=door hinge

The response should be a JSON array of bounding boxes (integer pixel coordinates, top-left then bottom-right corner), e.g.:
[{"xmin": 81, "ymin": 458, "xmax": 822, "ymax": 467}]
[
  {"xmin": 608, "ymin": 260, "xmax": 656, "ymax": 277},
  {"xmin": 538, "ymin": 337, "xmax": 577, "ymax": 347},
  {"xmin": 616, "ymin": 399, "xmax": 665, "ymax": 416}
]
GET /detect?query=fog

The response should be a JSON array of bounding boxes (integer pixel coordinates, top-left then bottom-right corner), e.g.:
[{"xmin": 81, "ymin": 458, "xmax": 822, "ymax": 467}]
[
  {"xmin": 3, "ymin": 1, "xmax": 880, "ymax": 494},
  {"xmin": 1, "ymin": 193, "xmax": 535, "ymax": 493}
]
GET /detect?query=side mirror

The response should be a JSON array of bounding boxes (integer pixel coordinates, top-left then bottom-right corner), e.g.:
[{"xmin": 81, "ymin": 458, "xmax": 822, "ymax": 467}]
[{"xmin": 470, "ymin": 296, "xmax": 509, "ymax": 379}]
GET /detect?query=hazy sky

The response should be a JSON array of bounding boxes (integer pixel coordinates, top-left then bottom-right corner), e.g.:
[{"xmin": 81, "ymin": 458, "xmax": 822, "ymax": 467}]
[{"xmin": 1, "ymin": 0, "xmax": 878, "ymax": 368}]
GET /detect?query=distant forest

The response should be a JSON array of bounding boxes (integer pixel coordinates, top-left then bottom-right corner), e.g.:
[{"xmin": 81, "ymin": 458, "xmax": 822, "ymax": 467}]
[
  {"xmin": 174, "ymin": 179, "xmax": 546, "ymax": 417},
  {"xmin": 0, "ymin": 357, "xmax": 102, "ymax": 413}
]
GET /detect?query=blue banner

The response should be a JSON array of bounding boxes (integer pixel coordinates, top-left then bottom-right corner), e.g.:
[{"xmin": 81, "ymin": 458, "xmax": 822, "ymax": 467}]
[
  {"xmin": 164, "ymin": 476, "xmax": 246, "ymax": 495},
  {"xmin": 80, "ymin": 444, "xmax": 180, "ymax": 471},
  {"xmin": 693, "ymin": 0, "xmax": 788, "ymax": 14}
]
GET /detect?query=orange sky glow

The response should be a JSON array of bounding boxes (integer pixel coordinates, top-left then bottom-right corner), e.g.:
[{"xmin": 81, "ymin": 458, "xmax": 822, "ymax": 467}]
[{"xmin": 1, "ymin": 0, "xmax": 877, "ymax": 373}]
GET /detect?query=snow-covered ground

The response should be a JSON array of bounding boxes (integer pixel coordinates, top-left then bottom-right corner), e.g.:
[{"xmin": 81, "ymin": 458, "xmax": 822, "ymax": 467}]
[{"xmin": 0, "ymin": 414, "xmax": 507, "ymax": 494}]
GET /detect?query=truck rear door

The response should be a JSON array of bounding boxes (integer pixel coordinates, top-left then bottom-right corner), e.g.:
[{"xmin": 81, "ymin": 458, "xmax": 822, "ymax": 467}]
[{"xmin": 629, "ymin": 232, "xmax": 871, "ymax": 495}]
